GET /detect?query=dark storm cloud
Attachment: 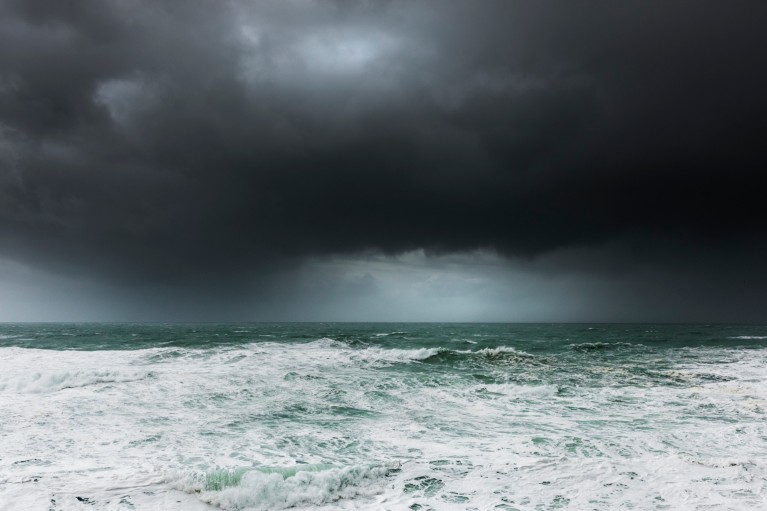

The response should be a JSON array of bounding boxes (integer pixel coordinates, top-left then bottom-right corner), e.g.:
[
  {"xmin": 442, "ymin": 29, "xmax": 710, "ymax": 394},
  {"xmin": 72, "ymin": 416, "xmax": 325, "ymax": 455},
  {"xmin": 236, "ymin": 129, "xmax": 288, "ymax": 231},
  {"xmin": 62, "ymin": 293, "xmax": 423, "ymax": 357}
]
[{"xmin": 1, "ymin": 0, "xmax": 766, "ymax": 286}]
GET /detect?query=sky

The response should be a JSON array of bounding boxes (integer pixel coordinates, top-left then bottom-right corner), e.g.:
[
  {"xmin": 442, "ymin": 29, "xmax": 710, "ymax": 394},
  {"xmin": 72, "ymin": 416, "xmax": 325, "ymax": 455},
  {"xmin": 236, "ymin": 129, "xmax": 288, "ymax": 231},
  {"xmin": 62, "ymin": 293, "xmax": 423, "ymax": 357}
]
[{"xmin": 0, "ymin": 0, "xmax": 766, "ymax": 322}]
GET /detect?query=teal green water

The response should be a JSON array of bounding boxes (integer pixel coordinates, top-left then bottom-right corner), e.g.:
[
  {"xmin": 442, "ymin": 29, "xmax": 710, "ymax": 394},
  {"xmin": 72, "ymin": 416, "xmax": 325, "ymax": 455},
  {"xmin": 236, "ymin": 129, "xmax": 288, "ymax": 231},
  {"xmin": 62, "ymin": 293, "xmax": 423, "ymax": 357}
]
[
  {"xmin": 2, "ymin": 322, "xmax": 766, "ymax": 351},
  {"xmin": 2, "ymin": 323, "xmax": 765, "ymax": 389},
  {"xmin": 1, "ymin": 323, "xmax": 766, "ymax": 510}
]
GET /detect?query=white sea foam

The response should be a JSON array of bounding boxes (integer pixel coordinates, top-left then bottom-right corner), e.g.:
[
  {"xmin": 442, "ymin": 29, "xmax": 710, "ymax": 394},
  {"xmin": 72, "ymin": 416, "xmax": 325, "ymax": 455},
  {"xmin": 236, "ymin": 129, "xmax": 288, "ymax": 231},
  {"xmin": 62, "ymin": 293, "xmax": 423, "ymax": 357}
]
[
  {"xmin": 350, "ymin": 346, "xmax": 443, "ymax": 364},
  {"xmin": 2, "ymin": 340, "xmax": 767, "ymax": 510},
  {"xmin": 169, "ymin": 464, "xmax": 390, "ymax": 510},
  {"xmin": 0, "ymin": 368, "xmax": 151, "ymax": 393},
  {"xmin": 475, "ymin": 345, "xmax": 534, "ymax": 358},
  {"xmin": 729, "ymin": 335, "xmax": 767, "ymax": 340}
]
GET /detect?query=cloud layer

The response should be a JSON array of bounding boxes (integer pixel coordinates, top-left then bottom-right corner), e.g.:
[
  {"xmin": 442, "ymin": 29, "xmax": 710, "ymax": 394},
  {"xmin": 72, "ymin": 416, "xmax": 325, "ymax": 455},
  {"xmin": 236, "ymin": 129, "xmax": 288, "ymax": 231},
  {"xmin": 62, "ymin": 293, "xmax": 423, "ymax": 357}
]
[{"xmin": 1, "ymin": 1, "xmax": 766, "ymax": 319}]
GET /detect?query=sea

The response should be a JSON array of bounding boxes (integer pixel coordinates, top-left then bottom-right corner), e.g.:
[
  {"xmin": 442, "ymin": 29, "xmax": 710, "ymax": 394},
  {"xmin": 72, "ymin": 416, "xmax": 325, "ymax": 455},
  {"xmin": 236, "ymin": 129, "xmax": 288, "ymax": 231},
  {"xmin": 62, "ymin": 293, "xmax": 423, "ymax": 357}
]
[{"xmin": 1, "ymin": 323, "xmax": 766, "ymax": 511}]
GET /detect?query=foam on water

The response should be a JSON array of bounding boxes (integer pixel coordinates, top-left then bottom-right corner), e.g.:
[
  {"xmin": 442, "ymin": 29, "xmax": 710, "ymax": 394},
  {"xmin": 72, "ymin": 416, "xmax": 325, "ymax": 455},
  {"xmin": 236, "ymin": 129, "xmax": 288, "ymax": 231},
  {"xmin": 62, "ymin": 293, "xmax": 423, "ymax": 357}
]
[
  {"xmin": 168, "ymin": 464, "xmax": 392, "ymax": 510},
  {"xmin": 1, "ymin": 324, "xmax": 766, "ymax": 510},
  {"xmin": 0, "ymin": 368, "xmax": 151, "ymax": 393}
]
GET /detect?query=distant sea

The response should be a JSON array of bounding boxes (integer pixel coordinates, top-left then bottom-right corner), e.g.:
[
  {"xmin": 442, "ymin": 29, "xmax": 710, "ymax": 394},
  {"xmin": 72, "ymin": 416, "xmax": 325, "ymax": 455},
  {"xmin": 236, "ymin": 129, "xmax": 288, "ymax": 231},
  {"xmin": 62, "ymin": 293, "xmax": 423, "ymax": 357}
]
[{"xmin": 1, "ymin": 323, "xmax": 766, "ymax": 510}]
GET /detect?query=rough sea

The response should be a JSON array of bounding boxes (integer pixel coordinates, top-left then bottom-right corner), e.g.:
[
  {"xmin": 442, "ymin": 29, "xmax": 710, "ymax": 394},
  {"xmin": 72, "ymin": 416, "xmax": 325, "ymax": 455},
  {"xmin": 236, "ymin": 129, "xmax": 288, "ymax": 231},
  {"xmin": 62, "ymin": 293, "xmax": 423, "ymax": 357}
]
[{"xmin": 1, "ymin": 323, "xmax": 766, "ymax": 511}]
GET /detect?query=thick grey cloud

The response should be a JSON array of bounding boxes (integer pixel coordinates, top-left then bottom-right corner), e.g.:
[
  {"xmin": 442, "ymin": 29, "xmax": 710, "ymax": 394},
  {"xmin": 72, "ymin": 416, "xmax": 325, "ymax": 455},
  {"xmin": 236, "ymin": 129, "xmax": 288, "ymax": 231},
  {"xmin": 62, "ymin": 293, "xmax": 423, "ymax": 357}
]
[{"xmin": 1, "ymin": 1, "xmax": 766, "ymax": 319}]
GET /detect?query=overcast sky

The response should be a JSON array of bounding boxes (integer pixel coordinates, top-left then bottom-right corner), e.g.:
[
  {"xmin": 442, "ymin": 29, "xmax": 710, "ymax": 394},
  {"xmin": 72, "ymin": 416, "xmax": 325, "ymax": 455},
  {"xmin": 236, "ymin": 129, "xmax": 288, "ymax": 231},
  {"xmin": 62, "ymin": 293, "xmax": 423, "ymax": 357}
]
[{"xmin": 1, "ymin": 0, "xmax": 765, "ymax": 322}]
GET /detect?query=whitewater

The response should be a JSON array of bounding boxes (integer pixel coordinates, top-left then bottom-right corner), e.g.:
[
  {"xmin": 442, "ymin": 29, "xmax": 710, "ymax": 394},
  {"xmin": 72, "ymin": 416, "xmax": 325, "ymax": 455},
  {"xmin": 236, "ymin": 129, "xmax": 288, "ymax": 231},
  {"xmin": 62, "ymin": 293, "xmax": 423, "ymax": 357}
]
[{"xmin": 1, "ymin": 323, "xmax": 766, "ymax": 510}]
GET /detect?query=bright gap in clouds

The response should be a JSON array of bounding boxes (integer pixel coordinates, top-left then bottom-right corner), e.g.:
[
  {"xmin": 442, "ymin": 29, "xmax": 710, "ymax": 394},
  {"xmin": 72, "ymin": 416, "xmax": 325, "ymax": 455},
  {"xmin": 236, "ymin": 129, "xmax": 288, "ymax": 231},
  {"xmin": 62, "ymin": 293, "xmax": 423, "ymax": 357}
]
[
  {"xmin": 282, "ymin": 250, "xmax": 599, "ymax": 323},
  {"xmin": 237, "ymin": 22, "xmax": 402, "ymax": 79},
  {"xmin": 298, "ymin": 31, "xmax": 399, "ymax": 72}
]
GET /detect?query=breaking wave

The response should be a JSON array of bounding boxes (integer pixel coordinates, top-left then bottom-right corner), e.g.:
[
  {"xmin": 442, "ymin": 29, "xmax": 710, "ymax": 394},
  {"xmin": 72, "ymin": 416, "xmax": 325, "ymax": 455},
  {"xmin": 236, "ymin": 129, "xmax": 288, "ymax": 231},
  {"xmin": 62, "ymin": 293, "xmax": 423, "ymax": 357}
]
[
  {"xmin": 347, "ymin": 345, "xmax": 536, "ymax": 366},
  {"xmin": 169, "ymin": 464, "xmax": 393, "ymax": 510},
  {"xmin": 418, "ymin": 346, "xmax": 536, "ymax": 364},
  {"xmin": 351, "ymin": 347, "xmax": 445, "ymax": 364},
  {"xmin": 0, "ymin": 369, "xmax": 152, "ymax": 393}
]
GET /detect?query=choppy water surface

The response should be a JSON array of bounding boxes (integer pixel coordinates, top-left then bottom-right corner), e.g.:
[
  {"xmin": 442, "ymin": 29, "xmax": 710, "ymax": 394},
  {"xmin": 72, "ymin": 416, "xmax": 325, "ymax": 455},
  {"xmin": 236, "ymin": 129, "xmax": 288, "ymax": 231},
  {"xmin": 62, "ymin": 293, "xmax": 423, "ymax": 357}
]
[{"xmin": 1, "ymin": 323, "xmax": 766, "ymax": 510}]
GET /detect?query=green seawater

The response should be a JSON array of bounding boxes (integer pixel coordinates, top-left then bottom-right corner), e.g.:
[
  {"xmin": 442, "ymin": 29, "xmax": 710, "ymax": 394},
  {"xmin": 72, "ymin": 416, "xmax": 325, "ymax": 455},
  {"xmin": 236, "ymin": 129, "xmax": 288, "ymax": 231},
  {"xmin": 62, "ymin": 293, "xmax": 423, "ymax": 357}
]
[
  {"xmin": 1, "ymin": 323, "xmax": 766, "ymax": 510},
  {"xmin": 2, "ymin": 321, "xmax": 766, "ymax": 352},
  {"xmin": 2, "ymin": 322, "xmax": 765, "ymax": 390}
]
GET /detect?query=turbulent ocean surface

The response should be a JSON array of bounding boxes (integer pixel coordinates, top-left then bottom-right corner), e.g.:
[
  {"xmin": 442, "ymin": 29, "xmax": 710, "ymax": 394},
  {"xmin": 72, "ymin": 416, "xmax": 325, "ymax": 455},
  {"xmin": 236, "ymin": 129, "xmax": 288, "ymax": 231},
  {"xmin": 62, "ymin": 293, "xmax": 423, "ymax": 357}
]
[{"xmin": 1, "ymin": 324, "xmax": 766, "ymax": 511}]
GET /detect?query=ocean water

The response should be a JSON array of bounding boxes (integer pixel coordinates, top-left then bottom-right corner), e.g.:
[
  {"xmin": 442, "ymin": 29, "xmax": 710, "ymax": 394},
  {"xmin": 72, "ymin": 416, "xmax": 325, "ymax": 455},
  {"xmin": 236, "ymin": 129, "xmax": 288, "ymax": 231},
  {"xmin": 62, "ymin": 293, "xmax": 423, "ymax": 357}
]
[{"xmin": 1, "ymin": 323, "xmax": 766, "ymax": 511}]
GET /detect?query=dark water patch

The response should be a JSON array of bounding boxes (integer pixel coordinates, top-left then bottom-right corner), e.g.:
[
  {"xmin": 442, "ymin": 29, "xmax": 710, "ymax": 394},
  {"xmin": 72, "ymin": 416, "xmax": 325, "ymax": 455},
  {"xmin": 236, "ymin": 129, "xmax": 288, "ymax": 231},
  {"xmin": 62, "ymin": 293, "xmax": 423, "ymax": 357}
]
[
  {"xmin": 364, "ymin": 389, "xmax": 404, "ymax": 404},
  {"xmin": 474, "ymin": 387, "xmax": 506, "ymax": 398},
  {"xmin": 696, "ymin": 373, "xmax": 735, "ymax": 383},
  {"xmin": 643, "ymin": 370, "xmax": 736, "ymax": 387},
  {"xmin": 417, "ymin": 347, "xmax": 539, "ymax": 368},
  {"xmin": 271, "ymin": 403, "xmax": 312, "ymax": 419},
  {"xmin": 127, "ymin": 434, "xmax": 162, "ymax": 447},
  {"xmin": 283, "ymin": 371, "xmax": 325, "ymax": 381},
  {"xmin": 208, "ymin": 392, "xmax": 233, "ymax": 403},
  {"xmin": 141, "ymin": 349, "xmax": 187, "ymax": 362},
  {"xmin": 13, "ymin": 458, "xmax": 46, "ymax": 465},
  {"xmin": 569, "ymin": 342, "xmax": 646, "ymax": 353},
  {"xmin": 329, "ymin": 405, "xmax": 377, "ymax": 417},
  {"xmin": 442, "ymin": 492, "xmax": 471, "ymax": 503},
  {"xmin": 471, "ymin": 373, "xmax": 504, "ymax": 384},
  {"xmin": 404, "ymin": 476, "xmax": 444, "ymax": 497}
]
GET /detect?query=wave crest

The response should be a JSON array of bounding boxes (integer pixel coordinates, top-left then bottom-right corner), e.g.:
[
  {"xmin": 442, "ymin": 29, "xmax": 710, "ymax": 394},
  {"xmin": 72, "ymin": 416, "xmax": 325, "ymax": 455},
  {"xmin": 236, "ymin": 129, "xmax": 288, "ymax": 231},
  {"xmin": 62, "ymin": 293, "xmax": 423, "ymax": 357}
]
[
  {"xmin": 169, "ymin": 464, "xmax": 392, "ymax": 510},
  {"xmin": 0, "ymin": 369, "xmax": 152, "ymax": 393},
  {"xmin": 351, "ymin": 346, "xmax": 535, "ymax": 365},
  {"xmin": 351, "ymin": 347, "xmax": 444, "ymax": 365},
  {"xmin": 417, "ymin": 346, "xmax": 535, "ymax": 365}
]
